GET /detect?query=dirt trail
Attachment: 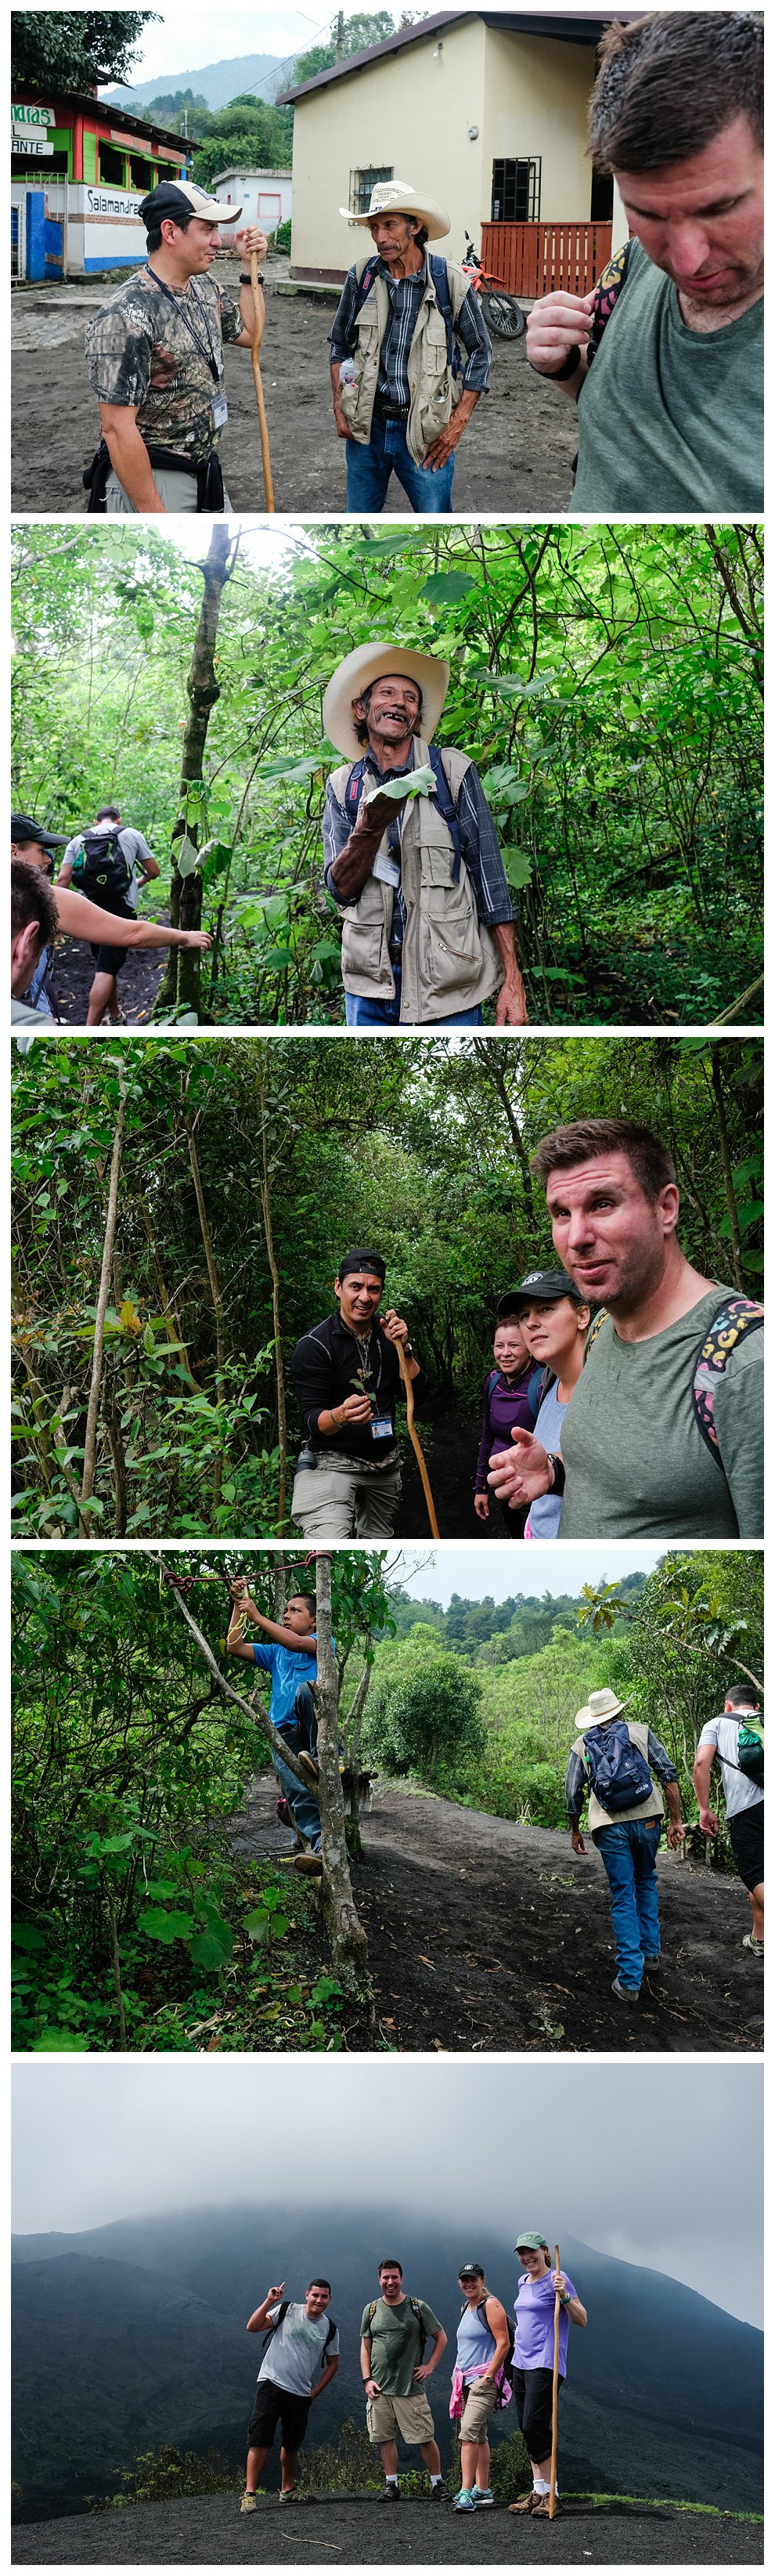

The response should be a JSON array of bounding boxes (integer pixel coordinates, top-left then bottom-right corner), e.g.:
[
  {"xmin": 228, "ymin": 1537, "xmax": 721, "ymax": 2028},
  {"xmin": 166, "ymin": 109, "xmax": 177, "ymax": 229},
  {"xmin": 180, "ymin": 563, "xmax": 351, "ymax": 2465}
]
[
  {"xmin": 12, "ymin": 276, "xmax": 579, "ymax": 516},
  {"xmin": 48, "ymin": 929, "xmax": 167, "ymax": 1027},
  {"xmin": 232, "ymin": 1777, "xmax": 763, "ymax": 2055},
  {"xmin": 12, "ymin": 2495, "xmax": 763, "ymax": 2565}
]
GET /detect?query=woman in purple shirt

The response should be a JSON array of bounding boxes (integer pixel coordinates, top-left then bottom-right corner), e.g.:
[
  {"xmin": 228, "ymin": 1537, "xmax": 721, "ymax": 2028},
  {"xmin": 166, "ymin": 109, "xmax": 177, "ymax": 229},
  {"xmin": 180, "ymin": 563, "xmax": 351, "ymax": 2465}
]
[
  {"xmin": 474, "ymin": 1308, "xmax": 544, "ymax": 1537},
  {"xmin": 507, "ymin": 2232, "xmax": 587, "ymax": 2520}
]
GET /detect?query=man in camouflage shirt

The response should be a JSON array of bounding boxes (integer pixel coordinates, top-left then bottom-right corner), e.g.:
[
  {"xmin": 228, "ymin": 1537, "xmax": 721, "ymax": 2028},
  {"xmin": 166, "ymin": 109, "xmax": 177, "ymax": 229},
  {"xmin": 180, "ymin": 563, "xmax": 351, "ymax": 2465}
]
[{"xmin": 85, "ymin": 180, "xmax": 268, "ymax": 514}]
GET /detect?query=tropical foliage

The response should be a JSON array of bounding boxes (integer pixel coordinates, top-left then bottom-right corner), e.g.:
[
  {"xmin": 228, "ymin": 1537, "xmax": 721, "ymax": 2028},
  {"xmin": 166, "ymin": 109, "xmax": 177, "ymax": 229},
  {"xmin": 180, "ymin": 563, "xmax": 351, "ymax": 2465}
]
[{"xmin": 11, "ymin": 520, "xmax": 763, "ymax": 1027}]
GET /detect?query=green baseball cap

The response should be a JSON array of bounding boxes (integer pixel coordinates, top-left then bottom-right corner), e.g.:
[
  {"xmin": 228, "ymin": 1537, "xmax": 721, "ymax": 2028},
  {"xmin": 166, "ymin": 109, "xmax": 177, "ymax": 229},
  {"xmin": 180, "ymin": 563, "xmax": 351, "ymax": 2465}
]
[{"xmin": 514, "ymin": 2231, "xmax": 548, "ymax": 2252}]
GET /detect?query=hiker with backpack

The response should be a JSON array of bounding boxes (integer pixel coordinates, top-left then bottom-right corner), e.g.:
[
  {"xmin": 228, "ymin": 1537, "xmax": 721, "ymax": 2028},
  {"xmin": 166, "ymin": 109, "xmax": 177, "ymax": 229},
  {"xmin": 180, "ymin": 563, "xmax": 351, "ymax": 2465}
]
[
  {"xmin": 694, "ymin": 1685, "xmax": 764, "ymax": 1960},
  {"xmin": 58, "ymin": 805, "xmax": 160, "ymax": 1024},
  {"xmin": 504, "ymin": 1270, "xmax": 592, "ymax": 1538},
  {"xmin": 329, "ymin": 180, "xmax": 492, "ymax": 513},
  {"xmin": 361, "ymin": 2257, "xmax": 448, "ymax": 2500},
  {"xmin": 10, "ymin": 811, "xmax": 211, "ymax": 1022},
  {"xmin": 507, "ymin": 2235, "xmax": 586, "ymax": 2521},
  {"xmin": 474, "ymin": 1306, "xmax": 546, "ymax": 1536},
  {"xmin": 241, "ymin": 2277, "xmax": 339, "ymax": 2511},
  {"xmin": 525, "ymin": 13, "xmax": 762, "ymax": 512},
  {"xmin": 322, "ymin": 644, "xmax": 528, "ymax": 1028},
  {"xmin": 565, "ymin": 1685, "xmax": 686, "ymax": 2003},
  {"xmin": 487, "ymin": 1117, "xmax": 764, "ymax": 1537},
  {"xmin": 450, "ymin": 2263, "xmax": 513, "ymax": 2513}
]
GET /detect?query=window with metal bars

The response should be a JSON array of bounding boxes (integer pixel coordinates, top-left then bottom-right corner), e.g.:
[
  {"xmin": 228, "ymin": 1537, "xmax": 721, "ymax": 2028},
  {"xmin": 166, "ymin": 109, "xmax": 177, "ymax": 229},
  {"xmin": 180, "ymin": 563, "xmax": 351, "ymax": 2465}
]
[
  {"xmin": 348, "ymin": 164, "xmax": 393, "ymax": 219},
  {"xmin": 491, "ymin": 157, "xmax": 542, "ymax": 222}
]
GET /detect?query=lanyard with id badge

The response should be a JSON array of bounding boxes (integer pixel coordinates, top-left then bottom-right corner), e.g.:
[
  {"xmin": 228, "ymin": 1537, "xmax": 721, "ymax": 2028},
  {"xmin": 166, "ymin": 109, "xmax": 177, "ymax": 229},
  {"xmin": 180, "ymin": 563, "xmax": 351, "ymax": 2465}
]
[
  {"xmin": 353, "ymin": 1335, "xmax": 393, "ymax": 1443},
  {"xmin": 148, "ymin": 267, "xmax": 228, "ymax": 432}
]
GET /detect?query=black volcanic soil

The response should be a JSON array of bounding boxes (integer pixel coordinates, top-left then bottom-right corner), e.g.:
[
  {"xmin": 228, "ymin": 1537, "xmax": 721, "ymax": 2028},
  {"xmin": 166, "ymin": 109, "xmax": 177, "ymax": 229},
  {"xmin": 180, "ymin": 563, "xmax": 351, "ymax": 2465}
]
[
  {"xmin": 12, "ymin": 2491, "xmax": 763, "ymax": 2563},
  {"xmin": 231, "ymin": 1776, "xmax": 764, "ymax": 2056}
]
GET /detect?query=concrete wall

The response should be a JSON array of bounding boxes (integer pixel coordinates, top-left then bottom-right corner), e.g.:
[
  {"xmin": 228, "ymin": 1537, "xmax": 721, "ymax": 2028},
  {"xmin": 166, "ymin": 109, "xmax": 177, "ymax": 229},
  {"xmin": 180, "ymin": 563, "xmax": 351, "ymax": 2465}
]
[
  {"xmin": 290, "ymin": 16, "xmax": 488, "ymax": 279},
  {"xmin": 479, "ymin": 29, "xmax": 596, "ymax": 224},
  {"xmin": 214, "ymin": 171, "xmax": 293, "ymax": 231}
]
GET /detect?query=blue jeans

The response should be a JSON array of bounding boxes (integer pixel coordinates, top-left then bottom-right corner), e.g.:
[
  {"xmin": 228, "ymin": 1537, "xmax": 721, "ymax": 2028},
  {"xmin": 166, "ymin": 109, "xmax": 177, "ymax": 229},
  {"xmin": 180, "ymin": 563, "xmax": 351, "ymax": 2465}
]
[
  {"xmin": 273, "ymin": 1709, "xmax": 321, "ymax": 1852},
  {"xmin": 593, "ymin": 1817, "xmax": 662, "ymax": 1991},
  {"xmin": 345, "ymin": 964, "xmax": 483, "ymax": 1028},
  {"xmin": 344, "ymin": 415, "xmax": 455, "ymax": 513}
]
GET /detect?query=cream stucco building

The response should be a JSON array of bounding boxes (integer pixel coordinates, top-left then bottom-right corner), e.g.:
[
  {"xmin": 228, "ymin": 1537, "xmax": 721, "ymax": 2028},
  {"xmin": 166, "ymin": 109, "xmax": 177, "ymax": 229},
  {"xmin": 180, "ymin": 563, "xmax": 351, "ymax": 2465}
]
[{"xmin": 282, "ymin": 6, "xmax": 629, "ymax": 283}]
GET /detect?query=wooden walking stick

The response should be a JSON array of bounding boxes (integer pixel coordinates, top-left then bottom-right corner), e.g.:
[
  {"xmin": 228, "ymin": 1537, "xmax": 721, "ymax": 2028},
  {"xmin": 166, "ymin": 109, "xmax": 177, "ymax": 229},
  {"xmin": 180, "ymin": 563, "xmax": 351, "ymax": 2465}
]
[
  {"xmin": 395, "ymin": 1336, "xmax": 440, "ymax": 1538},
  {"xmin": 549, "ymin": 2242, "xmax": 561, "ymax": 2521},
  {"xmin": 249, "ymin": 249, "xmax": 275, "ymax": 513}
]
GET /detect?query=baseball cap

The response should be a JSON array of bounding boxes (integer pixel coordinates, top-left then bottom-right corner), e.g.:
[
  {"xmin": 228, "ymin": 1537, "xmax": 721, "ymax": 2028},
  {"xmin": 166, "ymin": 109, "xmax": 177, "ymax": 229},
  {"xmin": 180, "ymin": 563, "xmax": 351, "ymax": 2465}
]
[
  {"xmin": 514, "ymin": 2231, "xmax": 549, "ymax": 2253},
  {"xmin": 459, "ymin": 2261, "xmax": 485, "ymax": 2279},
  {"xmin": 498, "ymin": 1270, "xmax": 586, "ymax": 1316},
  {"xmin": 11, "ymin": 813, "xmax": 68, "ymax": 849},
  {"xmin": 337, "ymin": 1250, "xmax": 386, "ymax": 1284},
  {"xmin": 138, "ymin": 179, "xmax": 243, "ymax": 230}
]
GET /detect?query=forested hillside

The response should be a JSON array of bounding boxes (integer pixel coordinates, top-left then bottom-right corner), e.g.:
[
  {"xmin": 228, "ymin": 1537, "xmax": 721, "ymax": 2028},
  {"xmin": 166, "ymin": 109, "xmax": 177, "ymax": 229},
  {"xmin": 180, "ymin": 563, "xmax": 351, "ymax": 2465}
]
[
  {"xmin": 11, "ymin": 1032, "xmax": 762, "ymax": 1538},
  {"xmin": 11, "ymin": 522, "xmax": 762, "ymax": 1026}
]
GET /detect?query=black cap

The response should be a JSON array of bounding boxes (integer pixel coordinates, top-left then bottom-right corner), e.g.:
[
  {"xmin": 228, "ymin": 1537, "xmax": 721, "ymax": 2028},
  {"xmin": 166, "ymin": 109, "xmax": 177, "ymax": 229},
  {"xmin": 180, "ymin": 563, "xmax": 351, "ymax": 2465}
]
[
  {"xmin": 498, "ymin": 1270, "xmax": 586, "ymax": 1316},
  {"xmin": 138, "ymin": 179, "xmax": 243, "ymax": 230},
  {"xmin": 337, "ymin": 1250, "xmax": 386, "ymax": 1284},
  {"xmin": 459, "ymin": 2261, "xmax": 485, "ymax": 2279},
  {"xmin": 11, "ymin": 813, "xmax": 68, "ymax": 849}
]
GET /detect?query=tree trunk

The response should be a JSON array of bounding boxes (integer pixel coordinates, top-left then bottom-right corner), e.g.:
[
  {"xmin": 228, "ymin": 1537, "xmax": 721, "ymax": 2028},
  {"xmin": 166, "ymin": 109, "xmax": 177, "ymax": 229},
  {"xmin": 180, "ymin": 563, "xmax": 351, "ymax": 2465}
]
[
  {"xmin": 158, "ymin": 526, "xmax": 235, "ymax": 1014},
  {"xmin": 183, "ymin": 1109, "xmax": 227, "ymax": 1509},
  {"xmin": 313, "ymin": 1553, "xmax": 373, "ymax": 2006},
  {"xmin": 78, "ymin": 1060, "xmax": 126, "ymax": 1534},
  {"xmin": 258, "ymin": 1049, "xmax": 289, "ymax": 1529}
]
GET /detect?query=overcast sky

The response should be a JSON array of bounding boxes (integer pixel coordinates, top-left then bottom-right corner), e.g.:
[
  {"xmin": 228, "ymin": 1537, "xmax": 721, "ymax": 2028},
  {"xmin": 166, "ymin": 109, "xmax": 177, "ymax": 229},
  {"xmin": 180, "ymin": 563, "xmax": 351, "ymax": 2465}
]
[
  {"xmin": 397, "ymin": 1544, "xmax": 669, "ymax": 1608},
  {"xmin": 116, "ymin": 7, "xmax": 395, "ymax": 88},
  {"xmin": 13, "ymin": 2061, "xmax": 762, "ymax": 2325}
]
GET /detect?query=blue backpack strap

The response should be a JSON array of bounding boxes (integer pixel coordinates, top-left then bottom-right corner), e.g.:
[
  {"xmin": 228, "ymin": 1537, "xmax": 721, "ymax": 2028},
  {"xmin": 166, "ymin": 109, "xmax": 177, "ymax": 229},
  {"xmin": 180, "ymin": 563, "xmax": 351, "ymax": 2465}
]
[
  {"xmin": 693, "ymin": 1295, "xmax": 764, "ymax": 1465},
  {"xmin": 527, "ymin": 1363, "xmax": 552, "ymax": 1422},
  {"xmin": 427, "ymin": 743, "xmax": 463, "ymax": 883},
  {"xmin": 343, "ymin": 755, "xmax": 369, "ymax": 829},
  {"xmin": 353, "ymin": 255, "xmax": 379, "ymax": 314},
  {"xmin": 485, "ymin": 1367, "xmax": 502, "ymax": 1407},
  {"xmin": 428, "ymin": 251, "xmax": 455, "ymax": 367}
]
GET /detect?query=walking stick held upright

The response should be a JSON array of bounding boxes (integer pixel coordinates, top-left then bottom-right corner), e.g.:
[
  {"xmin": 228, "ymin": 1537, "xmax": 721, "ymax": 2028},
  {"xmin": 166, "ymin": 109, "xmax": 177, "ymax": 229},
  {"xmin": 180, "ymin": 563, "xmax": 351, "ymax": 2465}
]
[
  {"xmin": 395, "ymin": 1336, "xmax": 440, "ymax": 1538},
  {"xmin": 549, "ymin": 2242, "xmax": 561, "ymax": 2520},
  {"xmin": 250, "ymin": 250, "xmax": 275, "ymax": 513}
]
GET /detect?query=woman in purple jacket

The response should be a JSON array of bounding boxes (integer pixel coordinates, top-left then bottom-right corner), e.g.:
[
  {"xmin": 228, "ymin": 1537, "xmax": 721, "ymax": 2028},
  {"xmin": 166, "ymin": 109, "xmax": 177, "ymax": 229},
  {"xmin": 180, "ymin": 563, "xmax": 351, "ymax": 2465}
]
[{"xmin": 474, "ymin": 1303, "xmax": 544, "ymax": 1537}]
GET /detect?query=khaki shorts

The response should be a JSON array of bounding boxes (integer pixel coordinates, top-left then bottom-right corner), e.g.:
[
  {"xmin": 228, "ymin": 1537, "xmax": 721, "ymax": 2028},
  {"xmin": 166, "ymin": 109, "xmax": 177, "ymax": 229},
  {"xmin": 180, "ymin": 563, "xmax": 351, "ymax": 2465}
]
[
  {"xmin": 105, "ymin": 466, "xmax": 232, "ymax": 515},
  {"xmin": 366, "ymin": 2390, "xmax": 435, "ymax": 2447},
  {"xmin": 292, "ymin": 1461, "xmax": 402, "ymax": 1539},
  {"xmin": 460, "ymin": 2378, "xmax": 499, "ymax": 2442}
]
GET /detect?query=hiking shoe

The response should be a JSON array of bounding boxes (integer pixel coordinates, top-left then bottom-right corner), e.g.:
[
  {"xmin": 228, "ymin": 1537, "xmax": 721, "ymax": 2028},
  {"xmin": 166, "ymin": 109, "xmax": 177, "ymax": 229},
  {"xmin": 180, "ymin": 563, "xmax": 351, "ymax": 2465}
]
[
  {"xmin": 429, "ymin": 2482, "xmax": 446, "ymax": 2501},
  {"xmin": 380, "ymin": 2482, "xmax": 402, "ymax": 2500},
  {"xmin": 278, "ymin": 2488, "xmax": 298, "ymax": 2504},
  {"xmin": 643, "ymin": 1954, "xmax": 661, "ymax": 1968},
  {"xmin": 508, "ymin": 2491, "xmax": 542, "ymax": 2513},
  {"xmin": 240, "ymin": 2493, "xmax": 259, "ymax": 2513},
  {"xmin": 611, "ymin": 1975, "xmax": 640, "ymax": 2003},
  {"xmin": 532, "ymin": 2496, "xmax": 561, "ymax": 2519},
  {"xmin": 293, "ymin": 1852, "xmax": 323, "ymax": 1876},
  {"xmin": 297, "ymin": 1750, "xmax": 319, "ymax": 1783},
  {"xmin": 473, "ymin": 2487, "xmax": 495, "ymax": 2506},
  {"xmin": 454, "ymin": 2490, "xmax": 477, "ymax": 2512},
  {"xmin": 742, "ymin": 1934, "xmax": 764, "ymax": 1956}
]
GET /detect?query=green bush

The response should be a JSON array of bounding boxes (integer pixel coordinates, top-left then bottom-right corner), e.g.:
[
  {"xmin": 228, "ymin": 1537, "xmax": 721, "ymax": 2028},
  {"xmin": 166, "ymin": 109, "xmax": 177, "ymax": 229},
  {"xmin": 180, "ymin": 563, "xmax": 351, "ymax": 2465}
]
[
  {"xmin": 297, "ymin": 2419, "xmax": 383, "ymax": 2495},
  {"xmin": 96, "ymin": 2445, "xmax": 240, "ymax": 2509},
  {"xmin": 275, "ymin": 219, "xmax": 291, "ymax": 253}
]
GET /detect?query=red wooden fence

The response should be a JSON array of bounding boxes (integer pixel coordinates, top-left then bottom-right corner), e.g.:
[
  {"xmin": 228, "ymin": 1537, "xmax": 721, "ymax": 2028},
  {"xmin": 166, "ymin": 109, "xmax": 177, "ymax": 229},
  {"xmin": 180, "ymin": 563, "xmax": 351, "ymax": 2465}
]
[{"xmin": 480, "ymin": 220, "xmax": 614, "ymax": 298}]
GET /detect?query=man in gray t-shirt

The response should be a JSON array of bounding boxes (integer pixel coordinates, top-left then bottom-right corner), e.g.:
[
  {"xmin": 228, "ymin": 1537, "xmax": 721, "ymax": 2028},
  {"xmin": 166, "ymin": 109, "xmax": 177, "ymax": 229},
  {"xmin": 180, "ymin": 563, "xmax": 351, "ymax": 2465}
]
[
  {"xmin": 242, "ymin": 2277, "xmax": 340, "ymax": 2510},
  {"xmin": 488, "ymin": 1117, "xmax": 762, "ymax": 1540},
  {"xmin": 524, "ymin": 14, "xmax": 762, "ymax": 512},
  {"xmin": 694, "ymin": 1686, "xmax": 764, "ymax": 1958},
  {"xmin": 58, "ymin": 803, "xmax": 158, "ymax": 1025}
]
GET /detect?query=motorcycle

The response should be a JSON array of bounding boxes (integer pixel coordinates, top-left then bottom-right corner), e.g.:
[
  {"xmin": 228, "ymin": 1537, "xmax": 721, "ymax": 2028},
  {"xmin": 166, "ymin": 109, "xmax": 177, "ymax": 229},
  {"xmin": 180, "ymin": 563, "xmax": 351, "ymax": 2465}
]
[{"xmin": 461, "ymin": 231, "xmax": 526, "ymax": 339}]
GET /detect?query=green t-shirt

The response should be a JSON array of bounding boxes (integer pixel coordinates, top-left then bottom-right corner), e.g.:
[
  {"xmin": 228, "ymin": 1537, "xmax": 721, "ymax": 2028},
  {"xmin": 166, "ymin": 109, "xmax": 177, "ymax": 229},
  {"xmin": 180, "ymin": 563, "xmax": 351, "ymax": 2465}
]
[
  {"xmin": 560, "ymin": 1285, "xmax": 763, "ymax": 1541},
  {"xmin": 361, "ymin": 2294, "xmax": 442, "ymax": 2396},
  {"xmin": 573, "ymin": 239, "xmax": 763, "ymax": 511}
]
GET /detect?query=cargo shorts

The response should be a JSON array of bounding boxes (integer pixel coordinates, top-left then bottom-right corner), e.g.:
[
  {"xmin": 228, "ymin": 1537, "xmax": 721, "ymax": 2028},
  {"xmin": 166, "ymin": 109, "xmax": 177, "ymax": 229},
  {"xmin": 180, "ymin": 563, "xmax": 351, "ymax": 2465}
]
[{"xmin": 366, "ymin": 2389, "xmax": 435, "ymax": 2447}]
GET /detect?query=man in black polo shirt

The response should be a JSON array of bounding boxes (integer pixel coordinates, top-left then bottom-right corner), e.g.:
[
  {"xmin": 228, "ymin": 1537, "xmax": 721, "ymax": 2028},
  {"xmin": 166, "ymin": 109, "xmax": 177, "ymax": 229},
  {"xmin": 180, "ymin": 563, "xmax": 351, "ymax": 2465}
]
[{"xmin": 290, "ymin": 1249, "xmax": 425, "ymax": 1537}]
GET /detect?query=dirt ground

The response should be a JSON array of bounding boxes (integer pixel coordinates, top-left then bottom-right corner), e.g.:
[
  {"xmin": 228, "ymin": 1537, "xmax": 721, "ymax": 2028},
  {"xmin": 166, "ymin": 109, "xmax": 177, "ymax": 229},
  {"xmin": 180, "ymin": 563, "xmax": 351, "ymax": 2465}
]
[
  {"xmin": 48, "ymin": 927, "xmax": 167, "ymax": 1026},
  {"xmin": 12, "ymin": 2495, "xmax": 763, "ymax": 2566},
  {"xmin": 231, "ymin": 1776, "xmax": 764, "ymax": 2056},
  {"xmin": 12, "ymin": 273, "xmax": 579, "ymax": 517}
]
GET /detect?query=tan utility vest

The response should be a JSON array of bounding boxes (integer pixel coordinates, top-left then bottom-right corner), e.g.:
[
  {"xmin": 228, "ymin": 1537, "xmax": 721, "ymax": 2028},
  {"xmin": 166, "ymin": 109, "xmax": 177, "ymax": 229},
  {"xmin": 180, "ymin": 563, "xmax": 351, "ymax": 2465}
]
[
  {"xmin": 337, "ymin": 254, "xmax": 470, "ymax": 464},
  {"xmin": 328, "ymin": 737, "xmax": 503, "ymax": 1025},
  {"xmin": 572, "ymin": 1718, "xmax": 665, "ymax": 1833}
]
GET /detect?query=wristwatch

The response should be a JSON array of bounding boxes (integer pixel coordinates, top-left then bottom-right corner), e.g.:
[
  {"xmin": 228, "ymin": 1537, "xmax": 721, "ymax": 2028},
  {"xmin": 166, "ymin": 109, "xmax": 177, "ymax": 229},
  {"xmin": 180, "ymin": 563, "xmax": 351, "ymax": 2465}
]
[
  {"xmin": 528, "ymin": 343, "xmax": 581, "ymax": 381},
  {"xmin": 240, "ymin": 269, "xmax": 265, "ymax": 285},
  {"xmin": 559, "ymin": 2291, "xmax": 571, "ymax": 2307}
]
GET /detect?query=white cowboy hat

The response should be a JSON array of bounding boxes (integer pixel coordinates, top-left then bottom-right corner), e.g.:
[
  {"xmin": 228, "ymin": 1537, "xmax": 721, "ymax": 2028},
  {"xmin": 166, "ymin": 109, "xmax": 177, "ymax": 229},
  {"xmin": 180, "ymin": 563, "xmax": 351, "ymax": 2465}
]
[
  {"xmin": 575, "ymin": 1687, "xmax": 631, "ymax": 1729},
  {"xmin": 339, "ymin": 178, "xmax": 450, "ymax": 240},
  {"xmin": 323, "ymin": 642, "xmax": 450, "ymax": 760}
]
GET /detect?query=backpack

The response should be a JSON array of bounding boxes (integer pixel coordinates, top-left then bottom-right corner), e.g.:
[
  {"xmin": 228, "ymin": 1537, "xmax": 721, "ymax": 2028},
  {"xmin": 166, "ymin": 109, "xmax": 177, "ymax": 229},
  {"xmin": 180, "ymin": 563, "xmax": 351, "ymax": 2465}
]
[
  {"xmin": 262, "ymin": 2300, "xmax": 337, "ymax": 2361},
  {"xmin": 582, "ymin": 1717, "xmax": 654, "ymax": 1815},
  {"xmin": 344, "ymin": 742, "xmax": 465, "ymax": 884},
  {"xmin": 470, "ymin": 2296, "xmax": 514, "ymax": 2411},
  {"xmin": 584, "ymin": 1296, "xmax": 764, "ymax": 1469},
  {"xmin": 71, "ymin": 826, "xmax": 132, "ymax": 900},
  {"xmin": 485, "ymin": 1362, "xmax": 550, "ymax": 1427},
  {"xmin": 586, "ymin": 237, "xmax": 634, "ymax": 366},
  {"xmin": 715, "ymin": 1714, "xmax": 765, "ymax": 1789},
  {"xmin": 366, "ymin": 2295, "xmax": 427, "ymax": 2359},
  {"xmin": 355, "ymin": 250, "xmax": 462, "ymax": 378}
]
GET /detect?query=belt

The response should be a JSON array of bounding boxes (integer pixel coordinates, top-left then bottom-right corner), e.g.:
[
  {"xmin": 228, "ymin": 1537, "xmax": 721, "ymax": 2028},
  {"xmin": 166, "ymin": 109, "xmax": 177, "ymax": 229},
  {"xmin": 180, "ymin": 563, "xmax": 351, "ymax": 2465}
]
[{"xmin": 373, "ymin": 396, "xmax": 409, "ymax": 421}]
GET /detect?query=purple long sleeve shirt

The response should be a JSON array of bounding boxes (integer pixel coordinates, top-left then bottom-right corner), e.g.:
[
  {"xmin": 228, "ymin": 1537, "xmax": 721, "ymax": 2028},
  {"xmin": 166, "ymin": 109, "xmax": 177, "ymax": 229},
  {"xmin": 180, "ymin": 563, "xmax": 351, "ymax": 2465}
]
[{"xmin": 475, "ymin": 1363, "xmax": 545, "ymax": 1492}]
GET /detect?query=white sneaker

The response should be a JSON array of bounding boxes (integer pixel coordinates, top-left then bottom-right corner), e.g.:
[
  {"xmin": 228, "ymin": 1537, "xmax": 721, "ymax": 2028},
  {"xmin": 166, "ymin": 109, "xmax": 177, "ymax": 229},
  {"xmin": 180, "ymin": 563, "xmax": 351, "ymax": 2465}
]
[{"xmin": 240, "ymin": 2492, "xmax": 258, "ymax": 2513}]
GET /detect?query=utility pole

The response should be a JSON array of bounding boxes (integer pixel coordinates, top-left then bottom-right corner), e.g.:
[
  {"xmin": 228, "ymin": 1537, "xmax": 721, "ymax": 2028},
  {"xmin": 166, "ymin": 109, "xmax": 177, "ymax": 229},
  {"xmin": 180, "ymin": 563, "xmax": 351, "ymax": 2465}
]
[{"xmin": 334, "ymin": 10, "xmax": 345, "ymax": 58}]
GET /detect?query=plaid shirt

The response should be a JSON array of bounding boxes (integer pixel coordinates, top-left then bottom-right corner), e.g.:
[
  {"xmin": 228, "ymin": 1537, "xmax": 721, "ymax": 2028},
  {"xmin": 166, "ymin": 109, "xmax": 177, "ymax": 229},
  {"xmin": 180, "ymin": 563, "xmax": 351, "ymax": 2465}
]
[
  {"xmin": 329, "ymin": 255, "xmax": 491, "ymax": 403},
  {"xmin": 323, "ymin": 749, "xmax": 515, "ymax": 954}
]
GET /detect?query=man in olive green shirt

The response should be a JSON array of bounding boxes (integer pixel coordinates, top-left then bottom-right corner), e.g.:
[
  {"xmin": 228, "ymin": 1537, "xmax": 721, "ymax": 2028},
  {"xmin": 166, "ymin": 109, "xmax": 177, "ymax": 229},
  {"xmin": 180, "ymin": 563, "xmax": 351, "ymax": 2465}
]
[
  {"xmin": 360, "ymin": 2257, "xmax": 447, "ymax": 2498},
  {"xmin": 525, "ymin": 13, "xmax": 763, "ymax": 511},
  {"xmin": 488, "ymin": 1116, "xmax": 763, "ymax": 1540}
]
